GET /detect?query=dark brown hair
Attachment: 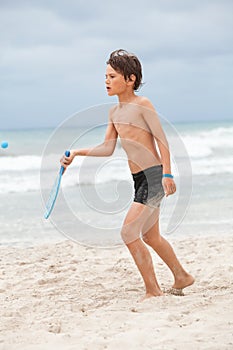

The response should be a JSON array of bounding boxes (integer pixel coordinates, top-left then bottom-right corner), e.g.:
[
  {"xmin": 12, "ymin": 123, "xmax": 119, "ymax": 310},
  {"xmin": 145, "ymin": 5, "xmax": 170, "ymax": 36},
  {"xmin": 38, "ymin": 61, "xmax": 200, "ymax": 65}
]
[{"xmin": 106, "ymin": 49, "xmax": 143, "ymax": 91}]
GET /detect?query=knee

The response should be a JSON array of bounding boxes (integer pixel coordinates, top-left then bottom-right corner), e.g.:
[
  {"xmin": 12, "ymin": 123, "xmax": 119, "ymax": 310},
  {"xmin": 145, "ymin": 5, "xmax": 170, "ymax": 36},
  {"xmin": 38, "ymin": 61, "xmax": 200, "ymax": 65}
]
[
  {"xmin": 142, "ymin": 233, "xmax": 152, "ymax": 245},
  {"xmin": 142, "ymin": 233, "xmax": 162, "ymax": 247},
  {"xmin": 121, "ymin": 225, "xmax": 140, "ymax": 245}
]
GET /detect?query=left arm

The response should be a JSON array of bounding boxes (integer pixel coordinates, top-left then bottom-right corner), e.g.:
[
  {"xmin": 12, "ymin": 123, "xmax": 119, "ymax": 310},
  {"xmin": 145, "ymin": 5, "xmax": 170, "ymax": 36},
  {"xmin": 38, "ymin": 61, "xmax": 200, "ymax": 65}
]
[{"xmin": 141, "ymin": 97, "xmax": 176, "ymax": 196}]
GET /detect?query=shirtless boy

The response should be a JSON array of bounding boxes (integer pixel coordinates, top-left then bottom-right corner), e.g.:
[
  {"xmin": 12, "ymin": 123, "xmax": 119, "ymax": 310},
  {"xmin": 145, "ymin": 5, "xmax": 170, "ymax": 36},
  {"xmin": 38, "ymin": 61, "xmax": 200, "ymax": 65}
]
[{"xmin": 60, "ymin": 49, "xmax": 194, "ymax": 300}]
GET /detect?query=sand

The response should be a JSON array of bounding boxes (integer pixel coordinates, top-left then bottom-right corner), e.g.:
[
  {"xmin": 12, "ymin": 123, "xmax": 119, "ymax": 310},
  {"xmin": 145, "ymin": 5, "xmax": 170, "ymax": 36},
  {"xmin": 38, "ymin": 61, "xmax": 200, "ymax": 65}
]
[{"xmin": 0, "ymin": 234, "xmax": 233, "ymax": 350}]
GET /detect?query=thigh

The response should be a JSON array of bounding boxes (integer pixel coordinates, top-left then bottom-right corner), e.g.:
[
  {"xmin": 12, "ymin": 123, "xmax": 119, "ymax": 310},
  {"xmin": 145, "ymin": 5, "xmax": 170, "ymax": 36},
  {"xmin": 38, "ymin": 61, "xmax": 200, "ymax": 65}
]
[
  {"xmin": 121, "ymin": 202, "xmax": 154, "ymax": 244},
  {"xmin": 123, "ymin": 202, "xmax": 155, "ymax": 226},
  {"xmin": 141, "ymin": 207, "xmax": 160, "ymax": 238}
]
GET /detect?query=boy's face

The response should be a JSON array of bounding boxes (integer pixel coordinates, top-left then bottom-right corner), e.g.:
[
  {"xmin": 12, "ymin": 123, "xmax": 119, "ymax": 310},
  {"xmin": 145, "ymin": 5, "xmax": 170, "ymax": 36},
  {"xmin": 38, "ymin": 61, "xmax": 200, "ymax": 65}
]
[{"xmin": 105, "ymin": 64, "xmax": 133, "ymax": 96}]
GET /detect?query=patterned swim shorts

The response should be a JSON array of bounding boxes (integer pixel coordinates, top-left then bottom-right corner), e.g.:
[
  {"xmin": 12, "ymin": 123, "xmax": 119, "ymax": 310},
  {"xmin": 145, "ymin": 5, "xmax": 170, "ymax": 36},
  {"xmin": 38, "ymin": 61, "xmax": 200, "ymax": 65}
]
[{"xmin": 132, "ymin": 164, "xmax": 165, "ymax": 208}]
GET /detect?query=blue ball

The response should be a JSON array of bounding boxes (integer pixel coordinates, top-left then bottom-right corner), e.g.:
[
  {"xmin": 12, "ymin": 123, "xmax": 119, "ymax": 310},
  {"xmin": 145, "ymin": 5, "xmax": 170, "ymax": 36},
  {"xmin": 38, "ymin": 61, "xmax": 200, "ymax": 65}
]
[{"xmin": 1, "ymin": 141, "xmax": 8, "ymax": 149}]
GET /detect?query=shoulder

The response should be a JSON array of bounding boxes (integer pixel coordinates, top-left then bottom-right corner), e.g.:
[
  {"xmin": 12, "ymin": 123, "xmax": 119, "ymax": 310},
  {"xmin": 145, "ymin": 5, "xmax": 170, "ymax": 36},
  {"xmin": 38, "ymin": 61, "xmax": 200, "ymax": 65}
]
[
  {"xmin": 136, "ymin": 96, "xmax": 156, "ymax": 112},
  {"xmin": 137, "ymin": 96, "xmax": 160, "ymax": 125}
]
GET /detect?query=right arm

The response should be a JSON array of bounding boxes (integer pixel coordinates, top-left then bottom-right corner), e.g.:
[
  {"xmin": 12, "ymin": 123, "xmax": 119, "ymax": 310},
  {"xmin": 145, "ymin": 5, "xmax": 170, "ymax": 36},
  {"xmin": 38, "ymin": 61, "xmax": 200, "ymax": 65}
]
[{"xmin": 60, "ymin": 114, "xmax": 118, "ymax": 169}]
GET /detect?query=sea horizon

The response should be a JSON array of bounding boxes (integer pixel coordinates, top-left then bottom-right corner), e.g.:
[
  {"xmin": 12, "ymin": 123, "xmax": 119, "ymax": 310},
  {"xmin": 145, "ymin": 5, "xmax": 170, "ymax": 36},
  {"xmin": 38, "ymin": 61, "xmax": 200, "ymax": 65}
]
[{"xmin": 0, "ymin": 119, "xmax": 232, "ymax": 247}]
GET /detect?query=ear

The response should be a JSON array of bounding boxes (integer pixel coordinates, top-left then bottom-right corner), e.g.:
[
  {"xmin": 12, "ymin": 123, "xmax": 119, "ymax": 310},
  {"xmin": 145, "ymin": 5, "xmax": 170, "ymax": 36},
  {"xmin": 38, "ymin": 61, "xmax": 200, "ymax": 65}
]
[{"xmin": 127, "ymin": 74, "xmax": 136, "ymax": 86}]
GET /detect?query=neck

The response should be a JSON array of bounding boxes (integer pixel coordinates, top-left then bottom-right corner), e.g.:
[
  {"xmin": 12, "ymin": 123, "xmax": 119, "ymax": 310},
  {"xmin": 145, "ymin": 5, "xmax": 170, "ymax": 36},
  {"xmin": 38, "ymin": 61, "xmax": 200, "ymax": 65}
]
[{"xmin": 117, "ymin": 90, "xmax": 137, "ymax": 104}]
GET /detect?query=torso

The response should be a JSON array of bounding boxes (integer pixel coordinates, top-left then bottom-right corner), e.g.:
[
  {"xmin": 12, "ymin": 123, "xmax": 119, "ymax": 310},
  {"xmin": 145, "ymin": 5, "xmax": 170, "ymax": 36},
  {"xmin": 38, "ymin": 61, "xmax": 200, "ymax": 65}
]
[{"xmin": 110, "ymin": 99, "xmax": 161, "ymax": 173}]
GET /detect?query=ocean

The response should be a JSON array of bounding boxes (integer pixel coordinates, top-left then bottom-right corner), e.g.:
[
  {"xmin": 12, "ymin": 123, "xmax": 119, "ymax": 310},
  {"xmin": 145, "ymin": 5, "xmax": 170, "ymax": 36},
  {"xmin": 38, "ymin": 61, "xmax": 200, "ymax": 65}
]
[{"xmin": 1, "ymin": 119, "xmax": 233, "ymax": 247}]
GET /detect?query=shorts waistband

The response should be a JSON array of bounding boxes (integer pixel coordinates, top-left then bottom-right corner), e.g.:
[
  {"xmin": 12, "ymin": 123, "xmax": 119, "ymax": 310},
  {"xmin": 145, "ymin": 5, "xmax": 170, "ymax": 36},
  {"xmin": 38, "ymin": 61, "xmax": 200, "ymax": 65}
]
[{"xmin": 132, "ymin": 164, "xmax": 163, "ymax": 178}]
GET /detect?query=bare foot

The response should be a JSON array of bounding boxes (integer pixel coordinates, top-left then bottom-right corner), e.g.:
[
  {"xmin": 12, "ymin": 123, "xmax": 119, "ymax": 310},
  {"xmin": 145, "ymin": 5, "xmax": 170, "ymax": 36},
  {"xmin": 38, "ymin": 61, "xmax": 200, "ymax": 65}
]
[
  {"xmin": 139, "ymin": 290, "xmax": 164, "ymax": 302},
  {"xmin": 172, "ymin": 273, "xmax": 195, "ymax": 290}
]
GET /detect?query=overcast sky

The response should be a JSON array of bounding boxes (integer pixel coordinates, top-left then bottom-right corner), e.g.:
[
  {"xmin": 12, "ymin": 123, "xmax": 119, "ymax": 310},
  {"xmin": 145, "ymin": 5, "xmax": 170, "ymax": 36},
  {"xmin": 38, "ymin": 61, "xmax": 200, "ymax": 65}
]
[{"xmin": 0, "ymin": 0, "xmax": 232, "ymax": 129}]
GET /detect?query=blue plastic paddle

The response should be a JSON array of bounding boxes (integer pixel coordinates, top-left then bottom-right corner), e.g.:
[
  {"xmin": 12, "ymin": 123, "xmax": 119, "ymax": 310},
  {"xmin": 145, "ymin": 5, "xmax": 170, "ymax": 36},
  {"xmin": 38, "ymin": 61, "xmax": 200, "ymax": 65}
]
[{"xmin": 44, "ymin": 150, "xmax": 70, "ymax": 219}]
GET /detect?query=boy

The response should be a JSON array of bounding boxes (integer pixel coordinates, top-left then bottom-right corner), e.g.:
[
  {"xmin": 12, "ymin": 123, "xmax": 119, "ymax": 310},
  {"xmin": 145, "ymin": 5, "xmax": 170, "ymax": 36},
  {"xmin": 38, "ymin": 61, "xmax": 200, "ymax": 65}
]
[{"xmin": 61, "ymin": 49, "xmax": 194, "ymax": 300}]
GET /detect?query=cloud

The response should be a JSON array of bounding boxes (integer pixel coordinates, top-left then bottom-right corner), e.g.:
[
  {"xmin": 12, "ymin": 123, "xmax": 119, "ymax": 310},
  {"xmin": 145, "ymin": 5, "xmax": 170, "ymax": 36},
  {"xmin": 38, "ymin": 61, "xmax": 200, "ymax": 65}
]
[{"xmin": 0, "ymin": 0, "xmax": 232, "ymax": 128}]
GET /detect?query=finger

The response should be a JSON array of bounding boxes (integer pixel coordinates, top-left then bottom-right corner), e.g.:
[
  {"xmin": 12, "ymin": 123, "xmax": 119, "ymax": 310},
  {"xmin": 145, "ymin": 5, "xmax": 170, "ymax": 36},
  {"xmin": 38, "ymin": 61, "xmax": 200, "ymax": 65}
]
[
  {"xmin": 63, "ymin": 156, "xmax": 70, "ymax": 164},
  {"xmin": 165, "ymin": 186, "xmax": 175, "ymax": 197},
  {"xmin": 169, "ymin": 187, "xmax": 176, "ymax": 195},
  {"xmin": 60, "ymin": 157, "xmax": 68, "ymax": 167}
]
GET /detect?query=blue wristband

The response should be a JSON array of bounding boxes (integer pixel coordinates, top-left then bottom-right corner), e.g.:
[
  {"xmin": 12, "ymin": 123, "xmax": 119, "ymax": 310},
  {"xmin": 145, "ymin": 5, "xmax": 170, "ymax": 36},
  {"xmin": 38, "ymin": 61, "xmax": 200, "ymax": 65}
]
[{"xmin": 163, "ymin": 174, "xmax": 174, "ymax": 179}]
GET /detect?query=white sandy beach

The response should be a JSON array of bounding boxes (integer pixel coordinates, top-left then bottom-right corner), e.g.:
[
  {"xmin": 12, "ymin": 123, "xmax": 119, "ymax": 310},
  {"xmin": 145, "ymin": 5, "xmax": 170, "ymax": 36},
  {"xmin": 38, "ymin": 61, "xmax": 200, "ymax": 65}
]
[{"xmin": 0, "ymin": 234, "xmax": 233, "ymax": 350}]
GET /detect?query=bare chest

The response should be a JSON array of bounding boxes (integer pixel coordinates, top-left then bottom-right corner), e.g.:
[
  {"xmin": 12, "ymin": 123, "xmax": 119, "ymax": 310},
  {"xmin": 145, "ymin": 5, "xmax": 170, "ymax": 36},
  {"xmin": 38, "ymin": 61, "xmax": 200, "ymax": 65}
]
[{"xmin": 111, "ymin": 105, "xmax": 151, "ymax": 139}]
